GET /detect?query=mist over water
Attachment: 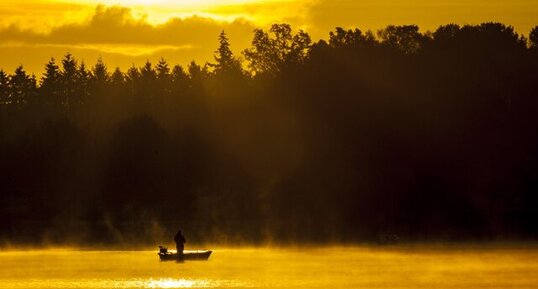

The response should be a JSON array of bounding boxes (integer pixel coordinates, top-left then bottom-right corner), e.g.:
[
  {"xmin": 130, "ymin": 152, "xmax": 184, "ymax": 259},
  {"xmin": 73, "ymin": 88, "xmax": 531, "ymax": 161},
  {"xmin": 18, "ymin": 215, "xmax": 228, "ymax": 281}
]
[
  {"xmin": 1, "ymin": 20, "xmax": 538, "ymax": 289},
  {"xmin": 0, "ymin": 246, "xmax": 537, "ymax": 289}
]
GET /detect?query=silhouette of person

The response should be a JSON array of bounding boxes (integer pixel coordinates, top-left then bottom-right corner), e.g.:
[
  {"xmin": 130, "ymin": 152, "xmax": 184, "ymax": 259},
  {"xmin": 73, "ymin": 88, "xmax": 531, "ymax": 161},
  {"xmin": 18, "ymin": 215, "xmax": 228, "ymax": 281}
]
[{"xmin": 174, "ymin": 230, "xmax": 186, "ymax": 255}]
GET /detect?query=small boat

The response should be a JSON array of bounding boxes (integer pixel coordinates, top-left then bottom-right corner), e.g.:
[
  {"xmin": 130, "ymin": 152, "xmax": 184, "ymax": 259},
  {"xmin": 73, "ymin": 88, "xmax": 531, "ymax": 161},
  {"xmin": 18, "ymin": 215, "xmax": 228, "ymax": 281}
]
[{"xmin": 158, "ymin": 246, "xmax": 212, "ymax": 261}]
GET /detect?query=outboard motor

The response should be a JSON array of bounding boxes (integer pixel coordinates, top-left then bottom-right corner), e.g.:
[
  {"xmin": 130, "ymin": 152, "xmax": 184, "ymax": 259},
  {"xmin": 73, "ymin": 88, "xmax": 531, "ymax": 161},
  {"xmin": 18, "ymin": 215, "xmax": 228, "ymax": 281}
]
[{"xmin": 159, "ymin": 246, "xmax": 168, "ymax": 254}]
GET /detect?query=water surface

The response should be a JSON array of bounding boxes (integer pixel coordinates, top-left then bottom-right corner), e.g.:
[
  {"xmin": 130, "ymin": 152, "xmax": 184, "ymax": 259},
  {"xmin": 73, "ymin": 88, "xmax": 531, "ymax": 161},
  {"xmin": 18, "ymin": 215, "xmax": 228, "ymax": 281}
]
[{"xmin": 1, "ymin": 246, "xmax": 537, "ymax": 288}]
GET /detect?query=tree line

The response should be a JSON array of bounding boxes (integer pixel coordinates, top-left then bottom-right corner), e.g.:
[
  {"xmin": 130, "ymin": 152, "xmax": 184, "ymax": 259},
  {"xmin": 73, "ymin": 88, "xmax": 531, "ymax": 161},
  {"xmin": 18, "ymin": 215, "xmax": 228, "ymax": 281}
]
[{"xmin": 1, "ymin": 23, "xmax": 538, "ymax": 246}]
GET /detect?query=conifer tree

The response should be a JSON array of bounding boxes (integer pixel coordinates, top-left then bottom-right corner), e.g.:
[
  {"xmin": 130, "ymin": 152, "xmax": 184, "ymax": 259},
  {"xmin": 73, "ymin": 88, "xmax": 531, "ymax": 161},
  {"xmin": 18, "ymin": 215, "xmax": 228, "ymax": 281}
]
[
  {"xmin": 188, "ymin": 61, "xmax": 205, "ymax": 80},
  {"xmin": 170, "ymin": 65, "xmax": 189, "ymax": 99},
  {"xmin": 140, "ymin": 61, "xmax": 157, "ymax": 98},
  {"xmin": 140, "ymin": 61, "xmax": 156, "ymax": 81},
  {"xmin": 187, "ymin": 61, "xmax": 209, "ymax": 93},
  {"xmin": 9, "ymin": 66, "xmax": 36, "ymax": 105},
  {"xmin": 89, "ymin": 57, "xmax": 109, "ymax": 100},
  {"xmin": 76, "ymin": 61, "xmax": 90, "ymax": 104},
  {"xmin": 156, "ymin": 58, "xmax": 170, "ymax": 81},
  {"xmin": 129, "ymin": 61, "xmax": 157, "ymax": 104},
  {"xmin": 60, "ymin": 53, "xmax": 77, "ymax": 107},
  {"xmin": 111, "ymin": 67, "xmax": 125, "ymax": 87},
  {"xmin": 126, "ymin": 65, "xmax": 139, "ymax": 83},
  {"xmin": 0, "ymin": 69, "xmax": 10, "ymax": 104},
  {"xmin": 40, "ymin": 58, "xmax": 60, "ymax": 105},
  {"xmin": 92, "ymin": 57, "xmax": 109, "ymax": 84},
  {"xmin": 155, "ymin": 58, "xmax": 172, "ymax": 97},
  {"xmin": 172, "ymin": 65, "xmax": 188, "ymax": 87},
  {"xmin": 212, "ymin": 31, "xmax": 242, "ymax": 75},
  {"xmin": 126, "ymin": 65, "xmax": 140, "ymax": 98},
  {"xmin": 41, "ymin": 58, "xmax": 60, "ymax": 88}
]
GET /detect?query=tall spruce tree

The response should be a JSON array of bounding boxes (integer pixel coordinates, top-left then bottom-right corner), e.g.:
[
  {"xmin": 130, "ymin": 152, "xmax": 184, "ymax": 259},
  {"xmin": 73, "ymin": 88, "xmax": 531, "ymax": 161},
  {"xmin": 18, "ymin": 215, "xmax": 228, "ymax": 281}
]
[
  {"xmin": 60, "ymin": 53, "xmax": 77, "ymax": 107},
  {"xmin": 0, "ymin": 70, "xmax": 10, "ymax": 104},
  {"xmin": 76, "ymin": 61, "xmax": 90, "ymax": 105},
  {"xmin": 111, "ymin": 67, "xmax": 125, "ymax": 87},
  {"xmin": 140, "ymin": 61, "xmax": 157, "ymax": 100},
  {"xmin": 92, "ymin": 57, "xmax": 109, "ymax": 84},
  {"xmin": 126, "ymin": 65, "xmax": 140, "ymax": 98},
  {"xmin": 172, "ymin": 65, "xmax": 188, "ymax": 89},
  {"xmin": 9, "ymin": 66, "xmax": 36, "ymax": 105},
  {"xmin": 212, "ymin": 31, "xmax": 242, "ymax": 75},
  {"xmin": 40, "ymin": 58, "xmax": 60, "ymax": 106},
  {"xmin": 156, "ymin": 58, "xmax": 170, "ymax": 81}
]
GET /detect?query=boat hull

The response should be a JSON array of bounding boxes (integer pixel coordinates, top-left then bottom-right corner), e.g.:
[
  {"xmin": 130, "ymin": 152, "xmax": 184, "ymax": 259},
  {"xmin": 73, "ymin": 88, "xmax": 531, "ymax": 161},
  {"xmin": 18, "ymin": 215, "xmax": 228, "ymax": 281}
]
[{"xmin": 158, "ymin": 250, "xmax": 212, "ymax": 261}]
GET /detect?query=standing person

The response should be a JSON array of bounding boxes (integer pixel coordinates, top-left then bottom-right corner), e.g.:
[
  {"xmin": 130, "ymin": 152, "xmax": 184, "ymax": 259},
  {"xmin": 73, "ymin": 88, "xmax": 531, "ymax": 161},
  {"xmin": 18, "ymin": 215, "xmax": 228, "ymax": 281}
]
[{"xmin": 174, "ymin": 230, "xmax": 186, "ymax": 255}]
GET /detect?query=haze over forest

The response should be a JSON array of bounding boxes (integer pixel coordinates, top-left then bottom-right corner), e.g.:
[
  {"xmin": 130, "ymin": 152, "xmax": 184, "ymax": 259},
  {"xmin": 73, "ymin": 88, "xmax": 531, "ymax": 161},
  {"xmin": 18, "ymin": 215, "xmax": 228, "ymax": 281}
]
[{"xmin": 1, "ymin": 22, "xmax": 538, "ymax": 246}]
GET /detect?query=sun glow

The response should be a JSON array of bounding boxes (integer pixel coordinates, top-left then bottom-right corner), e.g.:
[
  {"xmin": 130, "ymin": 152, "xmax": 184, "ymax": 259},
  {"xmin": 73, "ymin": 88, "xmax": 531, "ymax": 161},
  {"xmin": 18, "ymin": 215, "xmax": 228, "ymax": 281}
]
[
  {"xmin": 45, "ymin": 0, "xmax": 305, "ymax": 26},
  {"xmin": 67, "ymin": 0, "xmax": 283, "ymax": 8}
]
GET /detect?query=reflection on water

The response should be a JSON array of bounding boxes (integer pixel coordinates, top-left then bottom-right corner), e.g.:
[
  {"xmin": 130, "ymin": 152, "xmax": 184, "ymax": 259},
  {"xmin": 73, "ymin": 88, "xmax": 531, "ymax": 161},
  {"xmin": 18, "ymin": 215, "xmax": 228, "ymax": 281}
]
[
  {"xmin": 0, "ymin": 278, "xmax": 243, "ymax": 288},
  {"xmin": 0, "ymin": 278, "xmax": 210, "ymax": 288},
  {"xmin": 0, "ymin": 246, "xmax": 537, "ymax": 288},
  {"xmin": 146, "ymin": 278, "xmax": 197, "ymax": 288}
]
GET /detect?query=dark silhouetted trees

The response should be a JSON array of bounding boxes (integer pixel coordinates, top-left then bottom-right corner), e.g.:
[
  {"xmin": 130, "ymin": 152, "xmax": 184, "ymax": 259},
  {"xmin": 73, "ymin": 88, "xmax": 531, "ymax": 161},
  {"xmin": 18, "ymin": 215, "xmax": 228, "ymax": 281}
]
[
  {"xmin": 378, "ymin": 25, "xmax": 427, "ymax": 53},
  {"xmin": 0, "ymin": 70, "xmax": 10, "ymax": 104},
  {"xmin": 530, "ymin": 26, "xmax": 538, "ymax": 48},
  {"xmin": 211, "ymin": 31, "xmax": 243, "ymax": 76},
  {"xmin": 329, "ymin": 27, "xmax": 376, "ymax": 48},
  {"xmin": 1, "ymin": 22, "xmax": 538, "ymax": 245},
  {"xmin": 60, "ymin": 54, "xmax": 77, "ymax": 106},
  {"xmin": 40, "ymin": 58, "xmax": 61, "ymax": 106},
  {"xmin": 8, "ymin": 66, "xmax": 36, "ymax": 105},
  {"xmin": 243, "ymin": 24, "xmax": 311, "ymax": 75}
]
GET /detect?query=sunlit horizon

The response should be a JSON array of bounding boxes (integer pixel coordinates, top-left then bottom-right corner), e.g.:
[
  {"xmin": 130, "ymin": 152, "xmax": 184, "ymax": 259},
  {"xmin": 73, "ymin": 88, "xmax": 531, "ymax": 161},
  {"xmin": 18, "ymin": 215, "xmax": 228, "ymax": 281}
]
[
  {"xmin": 1, "ymin": 0, "xmax": 537, "ymax": 75},
  {"xmin": 1, "ymin": 1, "xmax": 538, "ymax": 287},
  {"xmin": 0, "ymin": 0, "xmax": 306, "ymax": 76}
]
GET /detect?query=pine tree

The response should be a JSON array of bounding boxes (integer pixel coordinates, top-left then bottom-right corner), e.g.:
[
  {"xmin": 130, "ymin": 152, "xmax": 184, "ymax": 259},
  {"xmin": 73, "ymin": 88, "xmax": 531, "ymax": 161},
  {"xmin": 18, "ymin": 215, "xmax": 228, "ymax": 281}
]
[
  {"xmin": 0, "ymin": 69, "xmax": 10, "ymax": 104},
  {"xmin": 172, "ymin": 65, "xmax": 188, "ymax": 88},
  {"xmin": 126, "ymin": 65, "xmax": 140, "ymax": 98},
  {"xmin": 60, "ymin": 53, "xmax": 78, "ymax": 107},
  {"xmin": 111, "ymin": 67, "xmax": 125, "ymax": 86},
  {"xmin": 156, "ymin": 58, "xmax": 170, "ymax": 81},
  {"xmin": 139, "ymin": 61, "xmax": 157, "ymax": 100},
  {"xmin": 140, "ymin": 61, "xmax": 156, "ymax": 81},
  {"xmin": 188, "ymin": 61, "xmax": 203, "ymax": 80},
  {"xmin": 40, "ymin": 58, "xmax": 60, "ymax": 105},
  {"xmin": 62, "ymin": 53, "xmax": 77, "ymax": 77},
  {"xmin": 155, "ymin": 58, "xmax": 172, "ymax": 97},
  {"xmin": 92, "ymin": 57, "xmax": 109, "ymax": 84},
  {"xmin": 9, "ymin": 65, "xmax": 36, "ymax": 105},
  {"xmin": 76, "ymin": 61, "xmax": 90, "ymax": 104},
  {"xmin": 212, "ymin": 31, "xmax": 242, "ymax": 75},
  {"xmin": 41, "ymin": 58, "xmax": 60, "ymax": 87}
]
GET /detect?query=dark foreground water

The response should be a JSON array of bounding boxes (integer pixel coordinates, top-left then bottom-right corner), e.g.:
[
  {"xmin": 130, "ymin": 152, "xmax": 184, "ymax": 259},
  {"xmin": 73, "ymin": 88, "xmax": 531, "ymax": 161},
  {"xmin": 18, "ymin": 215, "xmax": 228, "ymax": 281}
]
[{"xmin": 0, "ymin": 246, "xmax": 537, "ymax": 288}]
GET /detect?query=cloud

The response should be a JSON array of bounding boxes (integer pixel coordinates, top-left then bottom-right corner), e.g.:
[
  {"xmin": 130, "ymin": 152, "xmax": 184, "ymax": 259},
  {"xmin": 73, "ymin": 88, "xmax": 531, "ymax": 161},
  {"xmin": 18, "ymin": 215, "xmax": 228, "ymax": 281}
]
[
  {"xmin": 0, "ymin": 5, "xmax": 256, "ymax": 75},
  {"xmin": 0, "ymin": 5, "xmax": 255, "ymax": 47},
  {"xmin": 1, "ymin": 1, "xmax": 536, "ymax": 75}
]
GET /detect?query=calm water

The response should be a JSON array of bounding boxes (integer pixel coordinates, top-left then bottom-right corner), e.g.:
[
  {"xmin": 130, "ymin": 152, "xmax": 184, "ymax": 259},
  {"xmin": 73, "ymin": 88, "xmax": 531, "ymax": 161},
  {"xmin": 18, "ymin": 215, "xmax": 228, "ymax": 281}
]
[{"xmin": 1, "ymin": 246, "xmax": 537, "ymax": 288}]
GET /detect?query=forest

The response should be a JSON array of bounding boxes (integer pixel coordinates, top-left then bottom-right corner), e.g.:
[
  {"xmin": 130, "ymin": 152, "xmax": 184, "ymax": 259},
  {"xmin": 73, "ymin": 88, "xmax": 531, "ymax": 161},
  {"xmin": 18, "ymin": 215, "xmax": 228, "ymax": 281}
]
[{"xmin": 1, "ymin": 23, "xmax": 538, "ymax": 246}]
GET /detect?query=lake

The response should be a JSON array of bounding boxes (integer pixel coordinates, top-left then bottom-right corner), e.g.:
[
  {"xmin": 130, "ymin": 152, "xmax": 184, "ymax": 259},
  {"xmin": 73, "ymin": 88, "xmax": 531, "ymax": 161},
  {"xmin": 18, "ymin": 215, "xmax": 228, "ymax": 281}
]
[{"xmin": 0, "ymin": 246, "xmax": 537, "ymax": 288}]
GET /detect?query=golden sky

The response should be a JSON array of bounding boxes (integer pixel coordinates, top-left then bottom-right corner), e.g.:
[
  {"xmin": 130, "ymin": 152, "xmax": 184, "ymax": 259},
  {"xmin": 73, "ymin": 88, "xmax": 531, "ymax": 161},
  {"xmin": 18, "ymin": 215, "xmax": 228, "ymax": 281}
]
[{"xmin": 1, "ymin": 0, "xmax": 537, "ymax": 76}]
